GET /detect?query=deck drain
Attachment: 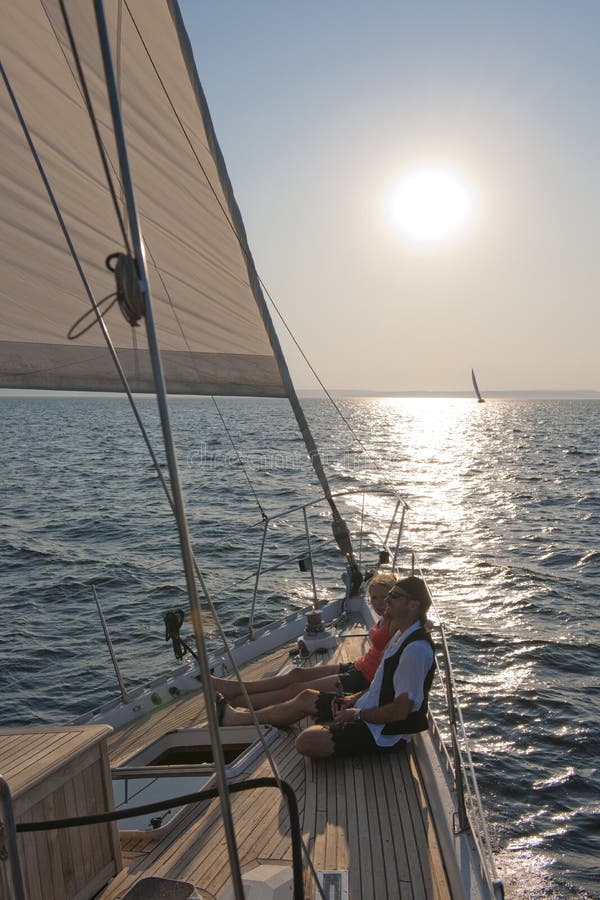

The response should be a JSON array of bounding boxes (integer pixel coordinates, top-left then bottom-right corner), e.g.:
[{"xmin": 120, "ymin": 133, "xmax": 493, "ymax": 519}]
[{"xmin": 316, "ymin": 870, "xmax": 349, "ymax": 900}]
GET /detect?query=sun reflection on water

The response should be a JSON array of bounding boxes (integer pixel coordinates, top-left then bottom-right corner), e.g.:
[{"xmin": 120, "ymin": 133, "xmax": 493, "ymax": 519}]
[{"xmin": 335, "ymin": 397, "xmax": 530, "ymax": 611}]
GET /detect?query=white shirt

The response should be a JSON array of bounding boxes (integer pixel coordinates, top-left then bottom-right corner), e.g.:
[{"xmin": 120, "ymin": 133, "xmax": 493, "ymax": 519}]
[{"xmin": 355, "ymin": 620, "xmax": 434, "ymax": 748}]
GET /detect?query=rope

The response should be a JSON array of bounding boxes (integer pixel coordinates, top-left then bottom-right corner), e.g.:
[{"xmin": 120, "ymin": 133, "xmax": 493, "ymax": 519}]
[{"xmin": 163, "ymin": 609, "xmax": 199, "ymax": 662}]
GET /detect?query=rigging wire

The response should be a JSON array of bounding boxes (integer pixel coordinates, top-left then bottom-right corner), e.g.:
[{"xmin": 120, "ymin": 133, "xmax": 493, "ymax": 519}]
[
  {"xmin": 48, "ymin": 0, "xmax": 267, "ymax": 519},
  {"xmin": 124, "ymin": 1, "xmax": 364, "ymax": 603},
  {"xmin": 9, "ymin": 10, "xmax": 376, "ymax": 892},
  {"xmin": 22, "ymin": 9, "xmax": 314, "ymax": 886},
  {"xmin": 43, "ymin": 0, "xmax": 266, "ymax": 585},
  {"xmin": 210, "ymin": 395, "xmax": 268, "ymax": 520},
  {"xmin": 124, "ymin": 0, "xmax": 408, "ymax": 507},
  {"xmin": 55, "ymin": 0, "xmax": 132, "ymax": 257},
  {"xmin": 143, "ymin": 241, "xmax": 268, "ymax": 521},
  {"xmin": 10, "ymin": 4, "xmax": 301, "ymax": 865},
  {"xmin": 92, "ymin": 2, "xmax": 247, "ymax": 893}
]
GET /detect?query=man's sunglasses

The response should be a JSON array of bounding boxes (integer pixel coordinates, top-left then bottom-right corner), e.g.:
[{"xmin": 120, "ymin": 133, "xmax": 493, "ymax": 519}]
[{"xmin": 387, "ymin": 589, "xmax": 411, "ymax": 601}]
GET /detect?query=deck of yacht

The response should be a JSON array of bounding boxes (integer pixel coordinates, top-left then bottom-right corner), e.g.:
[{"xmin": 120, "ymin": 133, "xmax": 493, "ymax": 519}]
[{"xmin": 96, "ymin": 616, "xmax": 452, "ymax": 900}]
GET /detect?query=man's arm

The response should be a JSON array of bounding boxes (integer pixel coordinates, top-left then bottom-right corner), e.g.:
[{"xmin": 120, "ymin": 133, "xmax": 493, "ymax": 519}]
[
  {"xmin": 333, "ymin": 641, "xmax": 433, "ymax": 725},
  {"xmin": 341, "ymin": 690, "xmax": 366, "ymax": 707},
  {"xmin": 333, "ymin": 692, "xmax": 410, "ymax": 724}
]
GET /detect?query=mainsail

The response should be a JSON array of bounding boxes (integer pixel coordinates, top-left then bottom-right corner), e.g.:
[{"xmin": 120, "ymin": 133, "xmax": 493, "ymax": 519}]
[{"xmin": 1, "ymin": 0, "xmax": 285, "ymax": 397}]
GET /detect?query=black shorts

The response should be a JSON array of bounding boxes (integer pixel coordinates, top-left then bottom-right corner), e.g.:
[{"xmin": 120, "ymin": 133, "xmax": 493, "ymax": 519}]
[
  {"xmin": 328, "ymin": 720, "xmax": 405, "ymax": 758},
  {"xmin": 314, "ymin": 691, "xmax": 338, "ymax": 723},
  {"xmin": 337, "ymin": 662, "xmax": 370, "ymax": 693},
  {"xmin": 313, "ymin": 692, "xmax": 406, "ymax": 758}
]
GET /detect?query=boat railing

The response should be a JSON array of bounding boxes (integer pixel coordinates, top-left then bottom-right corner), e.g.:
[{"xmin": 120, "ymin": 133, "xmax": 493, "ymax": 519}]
[
  {"xmin": 237, "ymin": 487, "xmax": 408, "ymax": 639},
  {"xmin": 1, "ymin": 776, "xmax": 305, "ymax": 900},
  {"xmin": 432, "ymin": 622, "xmax": 504, "ymax": 899},
  {"xmin": 207, "ymin": 499, "xmax": 504, "ymax": 897}
]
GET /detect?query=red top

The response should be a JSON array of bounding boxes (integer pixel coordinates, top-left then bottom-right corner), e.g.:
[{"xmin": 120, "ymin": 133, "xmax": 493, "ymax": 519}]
[{"xmin": 353, "ymin": 617, "xmax": 392, "ymax": 683}]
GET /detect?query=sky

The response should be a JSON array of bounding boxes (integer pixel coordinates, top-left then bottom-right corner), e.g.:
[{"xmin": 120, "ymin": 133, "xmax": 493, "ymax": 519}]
[{"xmin": 179, "ymin": 1, "xmax": 599, "ymax": 394}]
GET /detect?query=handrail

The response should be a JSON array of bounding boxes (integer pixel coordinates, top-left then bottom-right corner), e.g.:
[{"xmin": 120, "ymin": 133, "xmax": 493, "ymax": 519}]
[
  {"xmin": 76, "ymin": 486, "xmax": 501, "ymax": 898},
  {"xmin": 233, "ymin": 489, "xmax": 408, "ymax": 638},
  {"xmin": 436, "ymin": 624, "xmax": 468, "ymax": 830},
  {"xmin": 245, "ymin": 486, "xmax": 408, "ymax": 528},
  {"xmin": 415, "ymin": 564, "xmax": 503, "ymax": 899},
  {"xmin": 382, "ymin": 497, "xmax": 401, "ymax": 547},
  {"xmin": 248, "ymin": 516, "xmax": 269, "ymax": 639},
  {"xmin": 93, "ymin": 585, "xmax": 129, "ymax": 704},
  {"xmin": 302, "ymin": 506, "xmax": 319, "ymax": 604},
  {"xmin": 391, "ymin": 505, "xmax": 407, "ymax": 571},
  {"xmin": 16, "ymin": 777, "xmax": 305, "ymax": 899}
]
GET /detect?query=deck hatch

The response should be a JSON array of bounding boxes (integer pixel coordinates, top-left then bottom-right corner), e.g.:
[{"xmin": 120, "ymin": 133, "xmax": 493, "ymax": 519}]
[{"xmin": 112, "ymin": 725, "xmax": 276, "ymax": 834}]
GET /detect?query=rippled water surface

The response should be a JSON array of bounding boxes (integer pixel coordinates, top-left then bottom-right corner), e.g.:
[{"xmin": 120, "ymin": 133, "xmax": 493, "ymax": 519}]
[{"xmin": 1, "ymin": 396, "xmax": 598, "ymax": 897}]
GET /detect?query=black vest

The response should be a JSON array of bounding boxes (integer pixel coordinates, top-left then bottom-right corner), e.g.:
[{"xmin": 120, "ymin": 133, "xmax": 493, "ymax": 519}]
[{"xmin": 378, "ymin": 627, "xmax": 435, "ymax": 735}]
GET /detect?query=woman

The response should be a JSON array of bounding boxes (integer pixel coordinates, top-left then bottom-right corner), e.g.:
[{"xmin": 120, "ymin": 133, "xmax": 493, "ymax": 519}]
[{"xmin": 211, "ymin": 572, "xmax": 399, "ymax": 710}]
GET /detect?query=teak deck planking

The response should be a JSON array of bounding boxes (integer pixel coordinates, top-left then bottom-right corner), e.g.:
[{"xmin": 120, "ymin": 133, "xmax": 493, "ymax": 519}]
[{"xmin": 85, "ymin": 620, "xmax": 450, "ymax": 898}]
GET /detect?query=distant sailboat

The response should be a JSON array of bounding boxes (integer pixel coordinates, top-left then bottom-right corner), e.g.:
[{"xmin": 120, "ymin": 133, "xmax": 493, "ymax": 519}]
[{"xmin": 472, "ymin": 368, "xmax": 485, "ymax": 402}]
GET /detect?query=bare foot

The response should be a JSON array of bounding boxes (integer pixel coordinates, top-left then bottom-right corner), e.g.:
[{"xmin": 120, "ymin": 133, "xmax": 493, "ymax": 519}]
[
  {"xmin": 211, "ymin": 676, "xmax": 241, "ymax": 703},
  {"xmin": 221, "ymin": 702, "xmax": 250, "ymax": 727}
]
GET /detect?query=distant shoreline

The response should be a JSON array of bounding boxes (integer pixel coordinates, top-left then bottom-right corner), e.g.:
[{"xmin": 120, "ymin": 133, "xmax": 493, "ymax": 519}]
[{"xmin": 1, "ymin": 388, "xmax": 598, "ymax": 400}]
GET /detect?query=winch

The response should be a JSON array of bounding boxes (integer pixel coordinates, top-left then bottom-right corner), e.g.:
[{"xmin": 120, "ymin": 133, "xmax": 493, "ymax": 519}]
[{"xmin": 297, "ymin": 610, "xmax": 337, "ymax": 657}]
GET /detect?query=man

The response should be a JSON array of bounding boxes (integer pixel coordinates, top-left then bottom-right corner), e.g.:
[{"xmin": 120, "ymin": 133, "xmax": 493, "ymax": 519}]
[{"xmin": 217, "ymin": 575, "xmax": 435, "ymax": 759}]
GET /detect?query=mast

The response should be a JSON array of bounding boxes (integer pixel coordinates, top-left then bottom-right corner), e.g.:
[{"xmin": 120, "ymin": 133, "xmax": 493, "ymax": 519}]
[
  {"xmin": 90, "ymin": 4, "xmax": 245, "ymax": 896},
  {"xmin": 170, "ymin": 1, "xmax": 362, "ymax": 591},
  {"xmin": 263, "ymin": 321, "xmax": 363, "ymax": 592}
]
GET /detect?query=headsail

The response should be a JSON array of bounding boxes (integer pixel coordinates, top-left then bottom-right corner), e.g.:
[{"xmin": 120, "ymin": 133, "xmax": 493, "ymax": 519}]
[
  {"xmin": 1, "ymin": 0, "xmax": 360, "ymax": 578},
  {"xmin": 471, "ymin": 368, "xmax": 485, "ymax": 402},
  {"xmin": 1, "ymin": 0, "xmax": 284, "ymax": 396}
]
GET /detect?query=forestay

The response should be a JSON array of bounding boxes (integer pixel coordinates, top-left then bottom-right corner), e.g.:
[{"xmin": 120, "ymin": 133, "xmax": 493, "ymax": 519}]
[{"xmin": 0, "ymin": 0, "xmax": 286, "ymax": 397}]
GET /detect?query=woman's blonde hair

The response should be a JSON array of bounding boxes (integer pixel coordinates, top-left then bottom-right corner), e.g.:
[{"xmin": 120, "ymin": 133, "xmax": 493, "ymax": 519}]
[{"xmin": 366, "ymin": 571, "xmax": 397, "ymax": 596}]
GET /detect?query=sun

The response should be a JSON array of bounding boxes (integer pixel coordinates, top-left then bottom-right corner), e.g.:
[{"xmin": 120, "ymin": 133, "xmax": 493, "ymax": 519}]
[{"xmin": 388, "ymin": 167, "xmax": 473, "ymax": 243}]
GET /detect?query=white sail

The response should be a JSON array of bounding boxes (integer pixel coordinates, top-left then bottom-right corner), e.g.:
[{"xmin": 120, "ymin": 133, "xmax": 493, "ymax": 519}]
[
  {"xmin": 472, "ymin": 367, "xmax": 485, "ymax": 402},
  {"xmin": 0, "ymin": 0, "xmax": 285, "ymax": 396}
]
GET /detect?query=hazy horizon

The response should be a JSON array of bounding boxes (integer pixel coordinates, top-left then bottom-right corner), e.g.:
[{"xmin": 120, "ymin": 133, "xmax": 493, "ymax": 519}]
[{"xmin": 2, "ymin": 388, "xmax": 598, "ymax": 401}]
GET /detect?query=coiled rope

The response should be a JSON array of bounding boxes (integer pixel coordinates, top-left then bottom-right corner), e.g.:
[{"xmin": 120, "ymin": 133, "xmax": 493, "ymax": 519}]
[{"xmin": 164, "ymin": 609, "xmax": 199, "ymax": 662}]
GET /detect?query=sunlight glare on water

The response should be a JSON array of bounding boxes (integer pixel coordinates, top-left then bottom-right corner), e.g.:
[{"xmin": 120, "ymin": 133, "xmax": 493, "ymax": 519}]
[{"xmin": 0, "ymin": 395, "xmax": 598, "ymax": 899}]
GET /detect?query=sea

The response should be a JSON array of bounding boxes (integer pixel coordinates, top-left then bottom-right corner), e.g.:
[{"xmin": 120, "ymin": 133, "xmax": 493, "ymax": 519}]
[{"xmin": 1, "ymin": 395, "xmax": 598, "ymax": 898}]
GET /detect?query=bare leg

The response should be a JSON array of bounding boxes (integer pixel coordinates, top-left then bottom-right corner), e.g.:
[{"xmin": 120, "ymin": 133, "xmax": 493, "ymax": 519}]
[
  {"xmin": 224, "ymin": 673, "xmax": 343, "ymax": 710},
  {"xmin": 212, "ymin": 664, "xmax": 341, "ymax": 703},
  {"xmin": 295, "ymin": 725, "xmax": 335, "ymax": 759},
  {"xmin": 221, "ymin": 688, "xmax": 322, "ymax": 728}
]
